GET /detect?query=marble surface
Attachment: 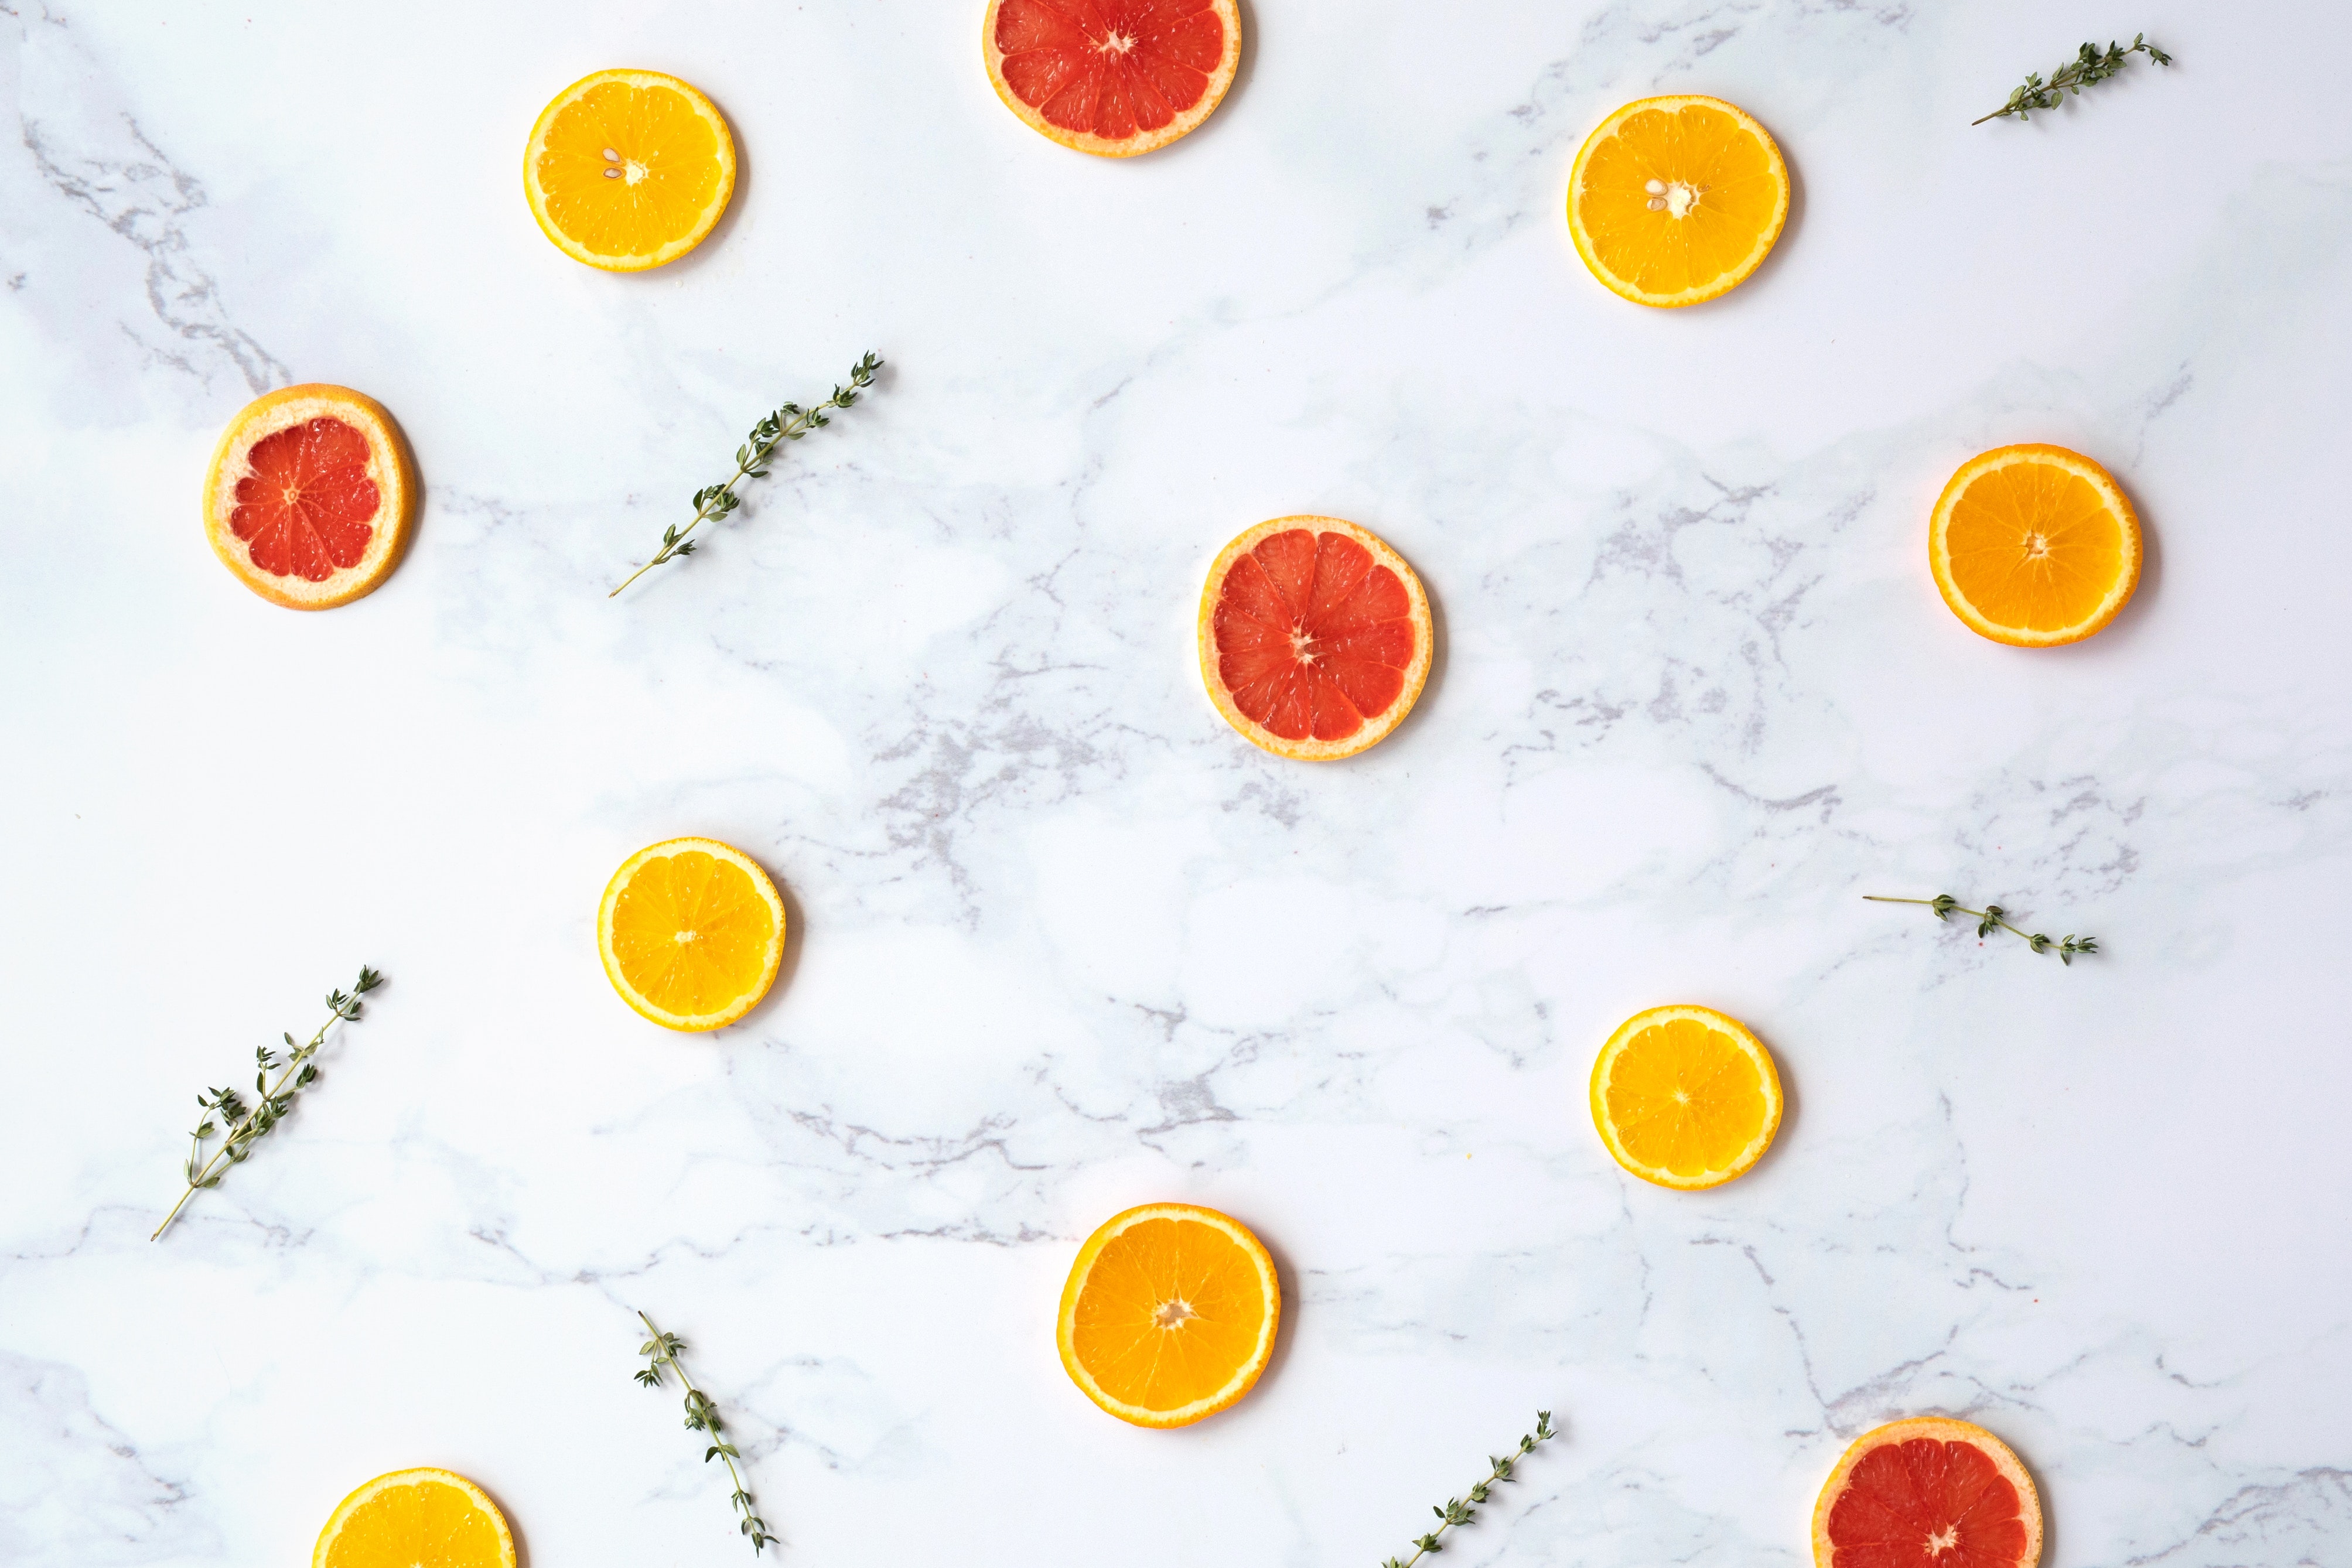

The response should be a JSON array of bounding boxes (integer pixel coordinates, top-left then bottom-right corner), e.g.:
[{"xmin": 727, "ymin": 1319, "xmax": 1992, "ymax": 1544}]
[{"xmin": 5, "ymin": 2, "xmax": 2351, "ymax": 1563}]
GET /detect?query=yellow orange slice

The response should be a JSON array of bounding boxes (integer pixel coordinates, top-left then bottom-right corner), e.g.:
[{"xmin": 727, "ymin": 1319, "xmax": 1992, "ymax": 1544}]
[
  {"xmin": 1814, "ymin": 1417, "xmax": 2043, "ymax": 1568},
  {"xmin": 1930, "ymin": 444, "xmax": 2141, "ymax": 647},
  {"xmin": 1568, "ymin": 95, "xmax": 1790, "ymax": 308},
  {"xmin": 983, "ymin": 0, "xmax": 1241, "ymax": 158},
  {"xmin": 201, "ymin": 384, "xmax": 418, "ymax": 610},
  {"xmin": 1198, "ymin": 516, "xmax": 1433, "ymax": 761},
  {"xmin": 1590, "ymin": 1004, "xmax": 1783, "ymax": 1189},
  {"xmin": 1057, "ymin": 1201, "xmax": 1279, "ymax": 1428},
  {"xmin": 524, "ymin": 69, "xmax": 736, "ymax": 271},
  {"xmin": 598, "ymin": 837, "xmax": 786, "ymax": 1031},
  {"xmin": 313, "ymin": 1467, "xmax": 514, "ymax": 1568}
]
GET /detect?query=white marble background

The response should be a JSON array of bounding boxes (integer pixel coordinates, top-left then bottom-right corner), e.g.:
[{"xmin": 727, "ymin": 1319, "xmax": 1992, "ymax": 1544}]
[{"xmin": 5, "ymin": 1, "xmax": 2350, "ymax": 1563}]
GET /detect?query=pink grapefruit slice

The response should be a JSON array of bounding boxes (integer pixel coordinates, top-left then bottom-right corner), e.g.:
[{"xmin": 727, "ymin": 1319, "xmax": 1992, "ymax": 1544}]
[
  {"xmin": 1813, "ymin": 1416, "xmax": 2043, "ymax": 1568},
  {"xmin": 982, "ymin": 0, "xmax": 1241, "ymax": 158}
]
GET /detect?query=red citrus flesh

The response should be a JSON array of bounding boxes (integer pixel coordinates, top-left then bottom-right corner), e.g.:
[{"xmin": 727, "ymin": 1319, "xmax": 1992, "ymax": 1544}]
[
  {"xmin": 992, "ymin": 0, "xmax": 1227, "ymax": 141},
  {"xmin": 230, "ymin": 417, "xmax": 382, "ymax": 581},
  {"xmin": 1826, "ymin": 1437, "xmax": 2033, "ymax": 1568},
  {"xmin": 1213, "ymin": 528, "xmax": 1416, "ymax": 743}
]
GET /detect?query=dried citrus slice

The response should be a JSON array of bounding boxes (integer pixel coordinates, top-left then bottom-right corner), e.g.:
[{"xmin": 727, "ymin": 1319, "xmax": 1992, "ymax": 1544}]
[
  {"xmin": 201, "ymin": 384, "xmax": 418, "ymax": 610},
  {"xmin": 982, "ymin": 0, "xmax": 1241, "ymax": 158},
  {"xmin": 598, "ymin": 837, "xmax": 786, "ymax": 1031},
  {"xmin": 1930, "ymin": 443, "xmax": 2141, "ymax": 647},
  {"xmin": 313, "ymin": 1467, "xmax": 514, "ymax": 1568},
  {"xmin": 524, "ymin": 69, "xmax": 736, "ymax": 271},
  {"xmin": 1813, "ymin": 1417, "xmax": 2043, "ymax": 1568},
  {"xmin": 1568, "ymin": 95, "xmax": 1790, "ymax": 308},
  {"xmin": 1590, "ymin": 1004, "xmax": 1783, "ymax": 1190},
  {"xmin": 1198, "ymin": 515, "xmax": 1433, "ymax": 761},
  {"xmin": 1057, "ymin": 1201, "xmax": 1279, "ymax": 1428}
]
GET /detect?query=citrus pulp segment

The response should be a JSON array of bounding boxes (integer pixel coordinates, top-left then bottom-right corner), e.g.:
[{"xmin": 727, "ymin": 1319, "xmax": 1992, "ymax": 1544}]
[
  {"xmin": 1197, "ymin": 515, "xmax": 1433, "ymax": 761},
  {"xmin": 1568, "ymin": 95, "xmax": 1790, "ymax": 308},
  {"xmin": 1930, "ymin": 444, "xmax": 2141, "ymax": 647},
  {"xmin": 1589, "ymin": 1004, "xmax": 1783, "ymax": 1189},
  {"xmin": 1812, "ymin": 1417, "xmax": 2043, "ymax": 1568},
  {"xmin": 312, "ymin": 1467, "xmax": 514, "ymax": 1568},
  {"xmin": 202, "ymin": 384, "xmax": 418, "ymax": 610},
  {"xmin": 524, "ymin": 69, "xmax": 736, "ymax": 270},
  {"xmin": 983, "ymin": 0, "xmax": 1241, "ymax": 157},
  {"xmin": 598, "ymin": 837, "xmax": 786, "ymax": 1031},
  {"xmin": 1057, "ymin": 1201, "xmax": 1279, "ymax": 1428}
]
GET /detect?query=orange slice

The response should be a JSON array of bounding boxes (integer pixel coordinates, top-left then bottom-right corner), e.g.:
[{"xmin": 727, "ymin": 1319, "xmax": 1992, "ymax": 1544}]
[
  {"xmin": 598, "ymin": 837, "xmax": 786, "ymax": 1031},
  {"xmin": 1568, "ymin": 95, "xmax": 1790, "ymax": 308},
  {"xmin": 1590, "ymin": 1004, "xmax": 1783, "ymax": 1190},
  {"xmin": 202, "ymin": 384, "xmax": 418, "ymax": 610},
  {"xmin": 1930, "ymin": 444, "xmax": 2141, "ymax": 647},
  {"xmin": 524, "ymin": 69, "xmax": 736, "ymax": 271},
  {"xmin": 1814, "ymin": 1417, "xmax": 2043, "ymax": 1568},
  {"xmin": 983, "ymin": 0, "xmax": 1241, "ymax": 158},
  {"xmin": 1056, "ymin": 1201, "xmax": 1279, "ymax": 1428},
  {"xmin": 313, "ymin": 1467, "xmax": 514, "ymax": 1568},
  {"xmin": 1198, "ymin": 515, "xmax": 1433, "ymax": 761}
]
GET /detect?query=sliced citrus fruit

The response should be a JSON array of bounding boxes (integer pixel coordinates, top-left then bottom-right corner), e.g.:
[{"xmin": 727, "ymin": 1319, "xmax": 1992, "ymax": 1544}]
[
  {"xmin": 1590, "ymin": 1004, "xmax": 1783, "ymax": 1190},
  {"xmin": 598, "ymin": 837, "xmax": 786, "ymax": 1031},
  {"xmin": 1057, "ymin": 1201, "xmax": 1279, "ymax": 1428},
  {"xmin": 313, "ymin": 1467, "xmax": 514, "ymax": 1568},
  {"xmin": 1198, "ymin": 515, "xmax": 1433, "ymax": 761},
  {"xmin": 1568, "ymin": 95, "xmax": 1790, "ymax": 308},
  {"xmin": 983, "ymin": 0, "xmax": 1241, "ymax": 158},
  {"xmin": 1930, "ymin": 443, "xmax": 2141, "ymax": 647},
  {"xmin": 1814, "ymin": 1417, "xmax": 2044, "ymax": 1568},
  {"xmin": 524, "ymin": 69, "xmax": 736, "ymax": 271},
  {"xmin": 202, "ymin": 384, "xmax": 418, "ymax": 610}
]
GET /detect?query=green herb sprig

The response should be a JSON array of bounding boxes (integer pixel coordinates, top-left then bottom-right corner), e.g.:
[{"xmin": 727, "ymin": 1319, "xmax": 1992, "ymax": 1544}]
[
  {"xmin": 1867, "ymin": 894, "xmax": 2098, "ymax": 964},
  {"xmin": 153, "ymin": 966, "xmax": 381, "ymax": 1241},
  {"xmin": 1974, "ymin": 34, "xmax": 2172, "ymax": 125},
  {"xmin": 611, "ymin": 351, "xmax": 882, "ymax": 597},
  {"xmin": 636, "ymin": 1312, "xmax": 773, "ymax": 1554},
  {"xmin": 1381, "ymin": 1410, "xmax": 1556, "ymax": 1567}
]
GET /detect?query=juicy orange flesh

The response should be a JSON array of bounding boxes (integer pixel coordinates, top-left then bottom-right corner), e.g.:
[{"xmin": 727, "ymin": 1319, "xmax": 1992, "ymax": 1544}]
[
  {"xmin": 1213, "ymin": 530, "xmax": 1416, "ymax": 742},
  {"xmin": 322, "ymin": 1478, "xmax": 505, "ymax": 1568},
  {"xmin": 995, "ymin": 0, "xmax": 1224, "ymax": 139},
  {"xmin": 535, "ymin": 81, "xmax": 724, "ymax": 256},
  {"xmin": 230, "ymin": 418, "xmax": 380, "ymax": 581},
  {"xmin": 1071, "ymin": 1216, "xmax": 1267, "ymax": 1412},
  {"xmin": 1944, "ymin": 460, "xmax": 2126, "ymax": 633},
  {"xmin": 1605, "ymin": 1018, "xmax": 1769, "ymax": 1177},
  {"xmin": 1827, "ymin": 1439, "xmax": 2030, "ymax": 1568},
  {"xmin": 609, "ymin": 850, "xmax": 776, "ymax": 1016},
  {"xmin": 1579, "ymin": 104, "xmax": 1779, "ymax": 296}
]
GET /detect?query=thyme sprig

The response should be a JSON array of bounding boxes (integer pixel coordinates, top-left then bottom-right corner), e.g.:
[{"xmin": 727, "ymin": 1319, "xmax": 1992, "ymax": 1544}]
[
  {"xmin": 1381, "ymin": 1410, "xmax": 1556, "ymax": 1568},
  {"xmin": 636, "ymin": 1312, "xmax": 773, "ymax": 1554},
  {"xmin": 1866, "ymin": 894, "xmax": 2098, "ymax": 965},
  {"xmin": 1974, "ymin": 34, "xmax": 2172, "ymax": 125},
  {"xmin": 611, "ymin": 351, "xmax": 883, "ymax": 597},
  {"xmin": 152, "ymin": 966, "xmax": 381, "ymax": 1241}
]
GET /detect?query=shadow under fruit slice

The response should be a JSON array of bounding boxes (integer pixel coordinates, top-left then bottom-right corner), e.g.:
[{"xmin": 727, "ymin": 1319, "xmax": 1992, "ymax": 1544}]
[
  {"xmin": 524, "ymin": 69, "xmax": 736, "ymax": 271},
  {"xmin": 1568, "ymin": 95, "xmax": 1790, "ymax": 308},
  {"xmin": 202, "ymin": 384, "xmax": 417, "ymax": 610},
  {"xmin": 1930, "ymin": 443, "xmax": 2141, "ymax": 647},
  {"xmin": 1198, "ymin": 515, "xmax": 1433, "ymax": 761},
  {"xmin": 313, "ymin": 1467, "xmax": 514, "ymax": 1568},
  {"xmin": 598, "ymin": 837, "xmax": 786, "ymax": 1031},
  {"xmin": 1813, "ymin": 1417, "xmax": 2043, "ymax": 1568},
  {"xmin": 982, "ymin": 0, "xmax": 1241, "ymax": 158},
  {"xmin": 1589, "ymin": 1004, "xmax": 1783, "ymax": 1190},
  {"xmin": 1057, "ymin": 1201, "xmax": 1279, "ymax": 1428}
]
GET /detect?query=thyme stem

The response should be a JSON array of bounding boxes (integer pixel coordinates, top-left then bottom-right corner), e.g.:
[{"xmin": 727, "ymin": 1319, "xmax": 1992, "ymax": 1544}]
[
  {"xmin": 1973, "ymin": 33, "xmax": 2172, "ymax": 125},
  {"xmin": 1865, "ymin": 894, "xmax": 2098, "ymax": 964},
  {"xmin": 1382, "ymin": 1410, "xmax": 1556, "ymax": 1568},
  {"xmin": 611, "ymin": 351, "xmax": 882, "ymax": 597},
  {"xmin": 636, "ymin": 1312, "xmax": 773, "ymax": 1553}
]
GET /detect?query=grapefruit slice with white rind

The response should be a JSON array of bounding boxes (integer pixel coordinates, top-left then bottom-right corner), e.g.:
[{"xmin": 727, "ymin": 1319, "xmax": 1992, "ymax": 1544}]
[
  {"xmin": 1813, "ymin": 1416, "xmax": 2044, "ymax": 1568},
  {"xmin": 983, "ymin": 0, "xmax": 1241, "ymax": 158},
  {"xmin": 202, "ymin": 384, "xmax": 418, "ymax": 610}
]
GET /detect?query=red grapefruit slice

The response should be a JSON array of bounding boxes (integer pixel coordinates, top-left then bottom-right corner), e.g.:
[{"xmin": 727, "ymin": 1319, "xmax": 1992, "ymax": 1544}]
[
  {"xmin": 982, "ymin": 0, "xmax": 1241, "ymax": 158},
  {"xmin": 1197, "ymin": 515, "xmax": 1433, "ymax": 761},
  {"xmin": 1814, "ymin": 1417, "xmax": 2043, "ymax": 1568},
  {"xmin": 202, "ymin": 384, "xmax": 418, "ymax": 610}
]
